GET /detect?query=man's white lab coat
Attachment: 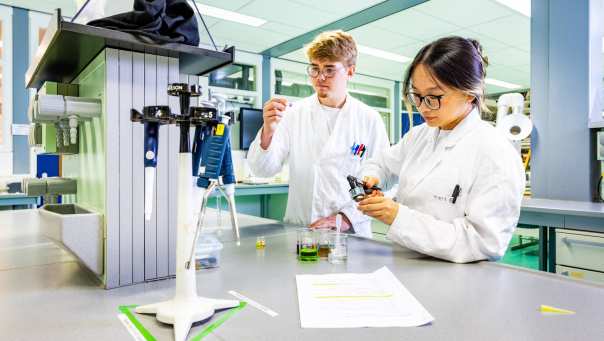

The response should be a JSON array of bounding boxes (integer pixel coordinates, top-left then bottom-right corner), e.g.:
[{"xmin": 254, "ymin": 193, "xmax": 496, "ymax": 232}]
[{"xmin": 248, "ymin": 94, "xmax": 390, "ymax": 237}]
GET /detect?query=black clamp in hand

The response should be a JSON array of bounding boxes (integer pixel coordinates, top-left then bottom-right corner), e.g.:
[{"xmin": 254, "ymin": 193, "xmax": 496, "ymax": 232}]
[{"xmin": 347, "ymin": 175, "xmax": 382, "ymax": 202}]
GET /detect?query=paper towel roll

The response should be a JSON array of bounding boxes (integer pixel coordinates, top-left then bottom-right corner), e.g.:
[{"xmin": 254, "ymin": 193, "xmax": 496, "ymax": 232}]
[{"xmin": 498, "ymin": 113, "xmax": 532, "ymax": 141}]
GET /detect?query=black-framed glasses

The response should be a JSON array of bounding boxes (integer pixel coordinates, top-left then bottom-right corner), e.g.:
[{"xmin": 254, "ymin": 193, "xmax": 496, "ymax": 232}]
[
  {"xmin": 408, "ymin": 92, "xmax": 444, "ymax": 110},
  {"xmin": 306, "ymin": 64, "xmax": 344, "ymax": 79}
]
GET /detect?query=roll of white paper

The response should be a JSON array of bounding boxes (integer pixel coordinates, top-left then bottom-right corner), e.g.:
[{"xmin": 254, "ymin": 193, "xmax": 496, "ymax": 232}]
[{"xmin": 498, "ymin": 113, "xmax": 532, "ymax": 141}]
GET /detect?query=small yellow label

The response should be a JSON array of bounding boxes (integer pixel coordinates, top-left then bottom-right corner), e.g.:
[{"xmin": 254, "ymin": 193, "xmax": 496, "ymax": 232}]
[{"xmin": 216, "ymin": 124, "xmax": 225, "ymax": 136}]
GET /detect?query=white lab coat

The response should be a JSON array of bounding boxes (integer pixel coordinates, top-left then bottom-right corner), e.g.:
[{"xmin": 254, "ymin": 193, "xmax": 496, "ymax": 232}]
[
  {"xmin": 362, "ymin": 109, "xmax": 525, "ymax": 262},
  {"xmin": 247, "ymin": 94, "xmax": 390, "ymax": 237}
]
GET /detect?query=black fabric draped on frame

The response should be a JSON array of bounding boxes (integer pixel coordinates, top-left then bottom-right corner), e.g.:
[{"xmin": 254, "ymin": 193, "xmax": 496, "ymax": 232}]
[{"xmin": 87, "ymin": 0, "xmax": 200, "ymax": 46}]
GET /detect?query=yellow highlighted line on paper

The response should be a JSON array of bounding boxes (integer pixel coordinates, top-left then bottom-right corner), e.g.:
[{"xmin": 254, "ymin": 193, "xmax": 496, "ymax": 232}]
[
  {"xmin": 312, "ymin": 283, "xmax": 339, "ymax": 286},
  {"xmin": 314, "ymin": 294, "xmax": 393, "ymax": 300}
]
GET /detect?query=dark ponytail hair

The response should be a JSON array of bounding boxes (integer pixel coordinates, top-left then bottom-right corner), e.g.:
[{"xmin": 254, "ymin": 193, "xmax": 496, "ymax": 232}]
[{"xmin": 403, "ymin": 36, "xmax": 490, "ymax": 114}]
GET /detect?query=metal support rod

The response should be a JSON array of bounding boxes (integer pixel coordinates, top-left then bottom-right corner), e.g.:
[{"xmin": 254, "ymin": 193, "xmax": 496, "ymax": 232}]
[
  {"xmin": 217, "ymin": 186, "xmax": 240, "ymax": 242},
  {"xmin": 185, "ymin": 180, "xmax": 219, "ymax": 269}
]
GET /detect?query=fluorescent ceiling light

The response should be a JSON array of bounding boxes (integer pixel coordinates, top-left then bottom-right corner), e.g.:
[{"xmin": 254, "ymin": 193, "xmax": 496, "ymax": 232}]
[
  {"xmin": 494, "ymin": 0, "xmax": 531, "ymax": 17},
  {"xmin": 194, "ymin": 2, "xmax": 267, "ymax": 27},
  {"xmin": 357, "ymin": 44, "xmax": 411, "ymax": 63},
  {"xmin": 485, "ymin": 77, "xmax": 523, "ymax": 89}
]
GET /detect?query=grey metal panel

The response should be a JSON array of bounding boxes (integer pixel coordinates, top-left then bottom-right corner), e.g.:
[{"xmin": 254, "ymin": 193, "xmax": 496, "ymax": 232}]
[
  {"xmin": 563, "ymin": 216, "xmax": 604, "ymax": 233},
  {"xmin": 155, "ymin": 55, "xmax": 170, "ymax": 278},
  {"xmin": 588, "ymin": 0, "xmax": 604, "ymax": 125},
  {"xmin": 104, "ymin": 48, "xmax": 120, "ymax": 289},
  {"xmin": 118, "ymin": 50, "xmax": 134, "ymax": 286},
  {"xmin": 522, "ymin": 198, "xmax": 604, "ymax": 218},
  {"xmin": 518, "ymin": 211, "xmax": 564, "ymax": 228},
  {"xmin": 144, "ymin": 53, "xmax": 158, "ymax": 280},
  {"xmin": 168, "ymin": 58, "xmax": 180, "ymax": 276},
  {"xmin": 531, "ymin": 0, "xmax": 595, "ymax": 201},
  {"xmin": 132, "ymin": 52, "xmax": 146, "ymax": 284},
  {"xmin": 529, "ymin": 0, "xmax": 549, "ymax": 199}
]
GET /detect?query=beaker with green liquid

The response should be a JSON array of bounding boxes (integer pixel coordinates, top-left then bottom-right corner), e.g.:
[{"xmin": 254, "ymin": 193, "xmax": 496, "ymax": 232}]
[{"xmin": 297, "ymin": 228, "xmax": 318, "ymax": 262}]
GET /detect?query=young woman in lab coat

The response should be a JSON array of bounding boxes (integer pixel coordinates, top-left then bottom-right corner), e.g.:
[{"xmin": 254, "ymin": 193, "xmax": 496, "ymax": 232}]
[
  {"xmin": 359, "ymin": 36, "xmax": 525, "ymax": 262},
  {"xmin": 247, "ymin": 31, "xmax": 390, "ymax": 238}
]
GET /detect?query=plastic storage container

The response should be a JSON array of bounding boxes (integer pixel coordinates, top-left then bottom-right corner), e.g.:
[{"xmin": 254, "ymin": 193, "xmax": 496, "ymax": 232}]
[{"xmin": 195, "ymin": 234, "xmax": 223, "ymax": 270}]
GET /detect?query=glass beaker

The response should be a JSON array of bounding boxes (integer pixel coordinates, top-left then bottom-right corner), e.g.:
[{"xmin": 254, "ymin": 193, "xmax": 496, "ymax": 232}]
[
  {"xmin": 297, "ymin": 228, "xmax": 318, "ymax": 262},
  {"xmin": 328, "ymin": 232, "xmax": 348, "ymax": 264},
  {"xmin": 316, "ymin": 227, "xmax": 331, "ymax": 259}
]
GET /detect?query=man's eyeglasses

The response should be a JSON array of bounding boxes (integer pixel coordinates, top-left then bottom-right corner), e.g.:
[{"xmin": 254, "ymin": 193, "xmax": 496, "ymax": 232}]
[
  {"xmin": 407, "ymin": 92, "xmax": 445, "ymax": 110},
  {"xmin": 306, "ymin": 64, "xmax": 345, "ymax": 79}
]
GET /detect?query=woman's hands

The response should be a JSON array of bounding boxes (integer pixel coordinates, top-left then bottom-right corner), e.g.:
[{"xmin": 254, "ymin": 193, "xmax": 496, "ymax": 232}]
[{"xmin": 357, "ymin": 196, "xmax": 399, "ymax": 225}]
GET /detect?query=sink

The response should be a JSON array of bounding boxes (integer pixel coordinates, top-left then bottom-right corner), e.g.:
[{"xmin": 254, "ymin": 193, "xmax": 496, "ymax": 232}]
[{"xmin": 39, "ymin": 204, "xmax": 103, "ymax": 276}]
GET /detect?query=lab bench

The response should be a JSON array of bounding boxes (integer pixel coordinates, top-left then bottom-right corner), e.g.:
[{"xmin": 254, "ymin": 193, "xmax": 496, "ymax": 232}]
[
  {"xmin": 0, "ymin": 193, "xmax": 39, "ymax": 210},
  {"xmin": 519, "ymin": 198, "xmax": 604, "ymax": 278},
  {"xmin": 3, "ymin": 208, "xmax": 603, "ymax": 340},
  {"xmin": 134, "ymin": 225, "xmax": 604, "ymax": 340}
]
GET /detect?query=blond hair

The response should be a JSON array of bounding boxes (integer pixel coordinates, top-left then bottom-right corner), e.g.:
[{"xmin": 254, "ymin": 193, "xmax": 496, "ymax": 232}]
[{"xmin": 305, "ymin": 30, "xmax": 357, "ymax": 66}]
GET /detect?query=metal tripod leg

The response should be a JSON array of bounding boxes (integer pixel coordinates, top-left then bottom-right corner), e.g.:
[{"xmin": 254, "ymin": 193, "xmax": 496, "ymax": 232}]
[
  {"xmin": 217, "ymin": 186, "xmax": 240, "ymax": 243},
  {"xmin": 185, "ymin": 180, "xmax": 218, "ymax": 270}
]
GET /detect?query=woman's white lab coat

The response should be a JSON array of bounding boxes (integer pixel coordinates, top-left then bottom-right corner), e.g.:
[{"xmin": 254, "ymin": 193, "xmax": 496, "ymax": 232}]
[
  {"xmin": 247, "ymin": 94, "xmax": 390, "ymax": 238},
  {"xmin": 362, "ymin": 109, "xmax": 525, "ymax": 262}
]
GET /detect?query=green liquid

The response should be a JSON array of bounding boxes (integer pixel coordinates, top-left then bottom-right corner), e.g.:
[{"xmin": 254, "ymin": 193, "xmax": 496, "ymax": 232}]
[{"xmin": 299, "ymin": 246, "xmax": 318, "ymax": 262}]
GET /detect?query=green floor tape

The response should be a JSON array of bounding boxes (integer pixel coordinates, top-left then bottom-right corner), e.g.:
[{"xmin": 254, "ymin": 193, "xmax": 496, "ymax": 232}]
[{"xmin": 118, "ymin": 302, "xmax": 247, "ymax": 341}]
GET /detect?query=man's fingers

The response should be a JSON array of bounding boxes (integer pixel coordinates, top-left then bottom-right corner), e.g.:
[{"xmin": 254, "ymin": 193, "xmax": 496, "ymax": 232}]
[
  {"xmin": 273, "ymin": 97, "xmax": 288, "ymax": 106},
  {"xmin": 264, "ymin": 110, "xmax": 284, "ymax": 119},
  {"xmin": 264, "ymin": 100, "xmax": 286, "ymax": 112}
]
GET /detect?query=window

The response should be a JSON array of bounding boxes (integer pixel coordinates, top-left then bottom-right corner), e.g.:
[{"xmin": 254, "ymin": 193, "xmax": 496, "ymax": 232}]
[
  {"xmin": 0, "ymin": 23, "xmax": 4, "ymax": 147},
  {"xmin": 348, "ymin": 83, "xmax": 390, "ymax": 110},
  {"xmin": 27, "ymin": 11, "xmax": 51, "ymax": 176},
  {"xmin": 208, "ymin": 63, "xmax": 256, "ymax": 91},
  {"xmin": 0, "ymin": 5, "xmax": 13, "ymax": 175},
  {"xmin": 28, "ymin": 11, "xmax": 50, "ymax": 63},
  {"xmin": 274, "ymin": 69, "xmax": 313, "ymax": 98}
]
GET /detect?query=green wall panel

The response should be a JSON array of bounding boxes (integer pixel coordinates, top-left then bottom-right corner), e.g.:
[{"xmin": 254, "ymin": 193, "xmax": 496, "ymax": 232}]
[{"xmin": 62, "ymin": 52, "xmax": 107, "ymax": 215}]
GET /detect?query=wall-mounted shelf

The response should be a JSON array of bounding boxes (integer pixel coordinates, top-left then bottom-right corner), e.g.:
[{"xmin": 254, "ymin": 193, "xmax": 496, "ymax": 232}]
[{"xmin": 26, "ymin": 9, "xmax": 234, "ymax": 90}]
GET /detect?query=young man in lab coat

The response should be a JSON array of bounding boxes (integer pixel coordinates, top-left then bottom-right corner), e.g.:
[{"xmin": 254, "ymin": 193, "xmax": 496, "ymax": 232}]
[{"xmin": 247, "ymin": 30, "xmax": 390, "ymax": 238}]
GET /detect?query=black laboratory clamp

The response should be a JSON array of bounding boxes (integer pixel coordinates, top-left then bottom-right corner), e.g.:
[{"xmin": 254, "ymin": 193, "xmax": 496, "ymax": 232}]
[{"xmin": 347, "ymin": 175, "xmax": 382, "ymax": 202}]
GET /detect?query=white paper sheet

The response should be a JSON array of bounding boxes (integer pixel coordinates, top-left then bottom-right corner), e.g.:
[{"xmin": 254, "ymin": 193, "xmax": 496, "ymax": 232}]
[{"xmin": 296, "ymin": 266, "xmax": 434, "ymax": 328}]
